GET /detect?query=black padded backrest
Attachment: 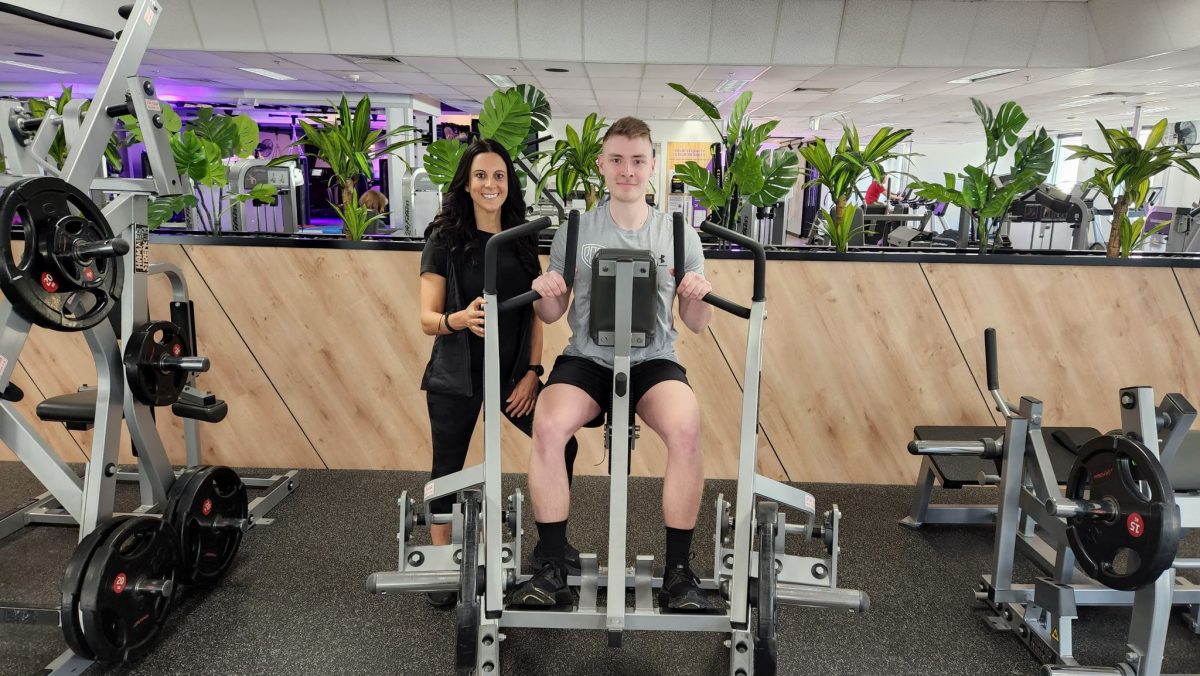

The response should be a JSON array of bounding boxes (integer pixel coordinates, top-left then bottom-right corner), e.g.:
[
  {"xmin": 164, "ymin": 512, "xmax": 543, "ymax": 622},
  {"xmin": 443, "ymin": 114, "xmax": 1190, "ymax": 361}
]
[{"xmin": 589, "ymin": 248, "xmax": 658, "ymax": 348}]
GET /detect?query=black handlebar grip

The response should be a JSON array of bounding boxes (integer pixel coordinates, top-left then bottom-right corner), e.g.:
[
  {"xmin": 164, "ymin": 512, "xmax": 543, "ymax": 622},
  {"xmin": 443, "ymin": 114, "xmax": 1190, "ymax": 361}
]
[
  {"xmin": 484, "ymin": 216, "xmax": 551, "ymax": 296},
  {"xmin": 984, "ymin": 328, "xmax": 999, "ymax": 391},
  {"xmin": 673, "ymin": 212, "xmax": 686, "ymax": 287},
  {"xmin": 0, "ymin": 2, "xmax": 117, "ymax": 40},
  {"xmin": 699, "ymin": 221, "xmax": 766, "ymax": 302},
  {"xmin": 562, "ymin": 210, "xmax": 579, "ymax": 287},
  {"xmin": 118, "ymin": 4, "xmax": 133, "ymax": 19}
]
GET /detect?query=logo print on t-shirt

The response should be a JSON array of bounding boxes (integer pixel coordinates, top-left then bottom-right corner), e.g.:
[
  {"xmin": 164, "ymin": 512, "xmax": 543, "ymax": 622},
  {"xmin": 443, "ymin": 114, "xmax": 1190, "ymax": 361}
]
[{"xmin": 580, "ymin": 244, "xmax": 602, "ymax": 269}]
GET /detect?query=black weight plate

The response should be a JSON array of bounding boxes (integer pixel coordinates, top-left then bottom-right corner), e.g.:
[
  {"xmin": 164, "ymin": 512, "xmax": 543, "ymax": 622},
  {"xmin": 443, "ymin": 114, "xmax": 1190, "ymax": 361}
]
[
  {"xmin": 78, "ymin": 515, "xmax": 179, "ymax": 663},
  {"xmin": 49, "ymin": 216, "xmax": 112, "ymax": 291},
  {"xmin": 456, "ymin": 491, "xmax": 481, "ymax": 676},
  {"xmin": 164, "ymin": 465, "xmax": 205, "ymax": 529},
  {"xmin": 60, "ymin": 516, "xmax": 130, "ymax": 660},
  {"xmin": 124, "ymin": 320, "xmax": 189, "ymax": 406},
  {"xmin": 755, "ymin": 501, "xmax": 779, "ymax": 676},
  {"xmin": 1065, "ymin": 434, "xmax": 1181, "ymax": 591},
  {"xmin": 0, "ymin": 177, "xmax": 122, "ymax": 331},
  {"xmin": 169, "ymin": 465, "xmax": 247, "ymax": 585}
]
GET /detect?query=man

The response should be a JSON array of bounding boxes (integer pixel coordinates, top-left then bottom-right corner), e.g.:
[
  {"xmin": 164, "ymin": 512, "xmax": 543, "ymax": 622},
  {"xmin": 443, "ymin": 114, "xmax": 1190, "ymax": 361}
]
[{"xmin": 507, "ymin": 117, "xmax": 725, "ymax": 611}]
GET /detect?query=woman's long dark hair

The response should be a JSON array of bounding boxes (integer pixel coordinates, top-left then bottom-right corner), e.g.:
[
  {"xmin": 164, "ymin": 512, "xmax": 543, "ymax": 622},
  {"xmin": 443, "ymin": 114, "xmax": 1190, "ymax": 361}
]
[{"xmin": 424, "ymin": 139, "xmax": 539, "ymax": 277}]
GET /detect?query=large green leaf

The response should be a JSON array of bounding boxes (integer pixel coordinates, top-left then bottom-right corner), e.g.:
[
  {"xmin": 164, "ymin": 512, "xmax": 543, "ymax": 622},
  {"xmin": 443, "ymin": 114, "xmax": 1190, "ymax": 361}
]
[
  {"xmin": 674, "ymin": 161, "xmax": 727, "ymax": 210},
  {"xmin": 478, "ymin": 89, "xmax": 532, "ymax": 158},
  {"xmin": 731, "ymin": 144, "xmax": 764, "ymax": 196},
  {"xmin": 515, "ymin": 84, "xmax": 551, "ymax": 133},
  {"xmin": 749, "ymin": 148, "xmax": 800, "ymax": 207},
  {"xmin": 726, "ymin": 91, "xmax": 753, "ymax": 149},
  {"xmin": 668, "ymin": 82, "xmax": 720, "ymax": 121},
  {"xmin": 424, "ymin": 139, "xmax": 467, "ymax": 192},
  {"xmin": 199, "ymin": 139, "xmax": 227, "ymax": 188},
  {"xmin": 147, "ymin": 194, "xmax": 196, "ymax": 229},
  {"xmin": 188, "ymin": 107, "xmax": 239, "ymax": 158},
  {"xmin": 172, "ymin": 130, "xmax": 208, "ymax": 181},
  {"xmin": 232, "ymin": 114, "xmax": 259, "ymax": 157}
]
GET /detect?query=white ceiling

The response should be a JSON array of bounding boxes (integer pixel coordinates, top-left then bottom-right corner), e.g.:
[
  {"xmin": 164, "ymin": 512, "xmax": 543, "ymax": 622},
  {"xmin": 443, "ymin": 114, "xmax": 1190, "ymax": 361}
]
[{"xmin": 0, "ymin": 0, "xmax": 1197, "ymax": 143}]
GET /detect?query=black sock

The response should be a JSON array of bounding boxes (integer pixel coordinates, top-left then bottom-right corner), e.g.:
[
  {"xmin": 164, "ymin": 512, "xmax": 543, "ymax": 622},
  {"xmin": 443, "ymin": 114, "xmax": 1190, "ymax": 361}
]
[
  {"xmin": 534, "ymin": 520, "xmax": 568, "ymax": 562},
  {"xmin": 665, "ymin": 527, "xmax": 693, "ymax": 568}
]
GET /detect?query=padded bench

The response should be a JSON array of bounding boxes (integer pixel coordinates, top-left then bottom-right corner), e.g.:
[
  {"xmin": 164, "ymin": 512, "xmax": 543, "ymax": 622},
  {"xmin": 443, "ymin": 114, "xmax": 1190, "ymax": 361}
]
[
  {"xmin": 913, "ymin": 425, "xmax": 1101, "ymax": 488},
  {"xmin": 36, "ymin": 388, "xmax": 228, "ymax": 430}
]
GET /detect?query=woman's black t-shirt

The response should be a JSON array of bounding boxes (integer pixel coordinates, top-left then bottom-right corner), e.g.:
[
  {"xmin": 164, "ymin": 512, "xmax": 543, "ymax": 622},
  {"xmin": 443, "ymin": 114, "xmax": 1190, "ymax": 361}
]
[{"xmin": 420, "ymin": 229, "xmax": 537, "ymax": 381}]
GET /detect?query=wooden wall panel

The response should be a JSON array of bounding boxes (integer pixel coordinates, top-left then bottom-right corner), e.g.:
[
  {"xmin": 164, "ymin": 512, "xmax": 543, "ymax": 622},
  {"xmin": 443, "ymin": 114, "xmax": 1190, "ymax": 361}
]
[
  {"xmin": 704, "ymin": 259, "xmax": 994, "ymax": 485},
  {"xmin": 185, "ymin": 247, "xmax": 786, "ymax": 481},
  {"xmin": 924, "ymin": 264, "xmax": 1200, "ymax": 433}
]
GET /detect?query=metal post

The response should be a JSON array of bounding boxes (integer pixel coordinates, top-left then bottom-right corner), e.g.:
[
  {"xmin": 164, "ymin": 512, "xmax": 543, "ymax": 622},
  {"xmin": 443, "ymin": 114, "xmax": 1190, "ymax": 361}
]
[{"xmin": 606, "ymin": 259, "xmax": 635, "ymax": 640}]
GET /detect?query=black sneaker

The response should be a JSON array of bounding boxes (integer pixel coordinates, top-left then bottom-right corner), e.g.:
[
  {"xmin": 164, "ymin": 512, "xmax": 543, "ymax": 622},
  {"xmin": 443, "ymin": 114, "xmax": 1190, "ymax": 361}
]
[
  {"xmin": 505, "ymin": 560, "xmax": 574, "ymax": 607},
  {"xmin": 425, "ymin": 591, "xmax": 456, "ymax": 608},
  {"xmin": 658, "ymin": 564, "xmax": 728, "ymax": 612},
  {"xmin": 530, "ymin": 542, "xmax": 582, "ymax": 575}
]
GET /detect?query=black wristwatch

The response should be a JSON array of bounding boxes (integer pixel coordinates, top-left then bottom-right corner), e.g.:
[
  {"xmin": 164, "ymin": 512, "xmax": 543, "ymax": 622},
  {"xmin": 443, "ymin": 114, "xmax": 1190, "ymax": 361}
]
[{"xmin": 527, "ymin": 364, "xmax": 545, "ymax": 377}]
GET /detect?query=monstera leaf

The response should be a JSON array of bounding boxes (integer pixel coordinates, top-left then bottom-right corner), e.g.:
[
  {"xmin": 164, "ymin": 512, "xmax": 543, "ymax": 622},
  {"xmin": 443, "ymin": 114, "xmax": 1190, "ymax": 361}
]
[
  {"xmin": 516, "ymin": 84, "xmax": 551, "ymax": 134},
  {"xmin": 749, "ymin": 149, "xmax": 800, "ymax": 208},
  {"xmin": 673, "ymin": 161, "xmax": 728, "ymax": 210},
  {"xmin": 478, "ymin": 89, "xmax": 531, "ymax": 159},
  {"xmin": 424, "ymin": 139, "xmax": 468, "ymax": 192}
]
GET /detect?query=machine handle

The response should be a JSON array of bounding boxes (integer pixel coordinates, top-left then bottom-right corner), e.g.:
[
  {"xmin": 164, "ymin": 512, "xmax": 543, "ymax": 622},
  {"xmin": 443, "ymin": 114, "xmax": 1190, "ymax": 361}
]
[
  {"xmin": 0, "ymin": 2, "xmax": 117, "ymax": 40},
  {"xmin": 492, "ymin": 212, "xmax": 578, "ymax": 313},
  {"xmin": 670, "ymin": 215, "xmax": 762, "ymax": 320},
  {"xmin": 985, "ymin": 327, "xmax": 999, "ymax": 391}
]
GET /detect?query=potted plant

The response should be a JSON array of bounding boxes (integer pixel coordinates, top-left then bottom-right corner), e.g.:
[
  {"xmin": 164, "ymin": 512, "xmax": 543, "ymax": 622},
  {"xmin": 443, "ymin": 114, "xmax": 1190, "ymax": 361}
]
[
  {"xmin": 798, "ymin": 120, "xmax": 912, "ymax": 243},
  {"xmin": 1065, "ymin": 118, "xmax": 1200, "ymax": 257},
  {"xmin": 121, "ymin": 104, "xmax": 279, "ymax": 231},
  {"xmin": 669, "ymin": 83, "xmax": 800, "ymax": 231},
  {"xmin": 911, "ymin": 99, "xmax": 1053, "ymax": 253},
  {"xmin": 534, "ymin": 112, "xmax": 607, "ymax": 211},
  {"xmin": 295, "ymin": 94, "xmax": 421, "ymax": 236}
]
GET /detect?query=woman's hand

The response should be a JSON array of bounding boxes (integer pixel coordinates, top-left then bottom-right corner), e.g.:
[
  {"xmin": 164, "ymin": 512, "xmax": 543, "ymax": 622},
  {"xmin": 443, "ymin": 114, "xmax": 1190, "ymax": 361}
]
[
  {"xmin": 505, "ymin": 371, "xmax": 540, "ymax": 417},
  {"xmin": 452, "ymin": 297, "xmax": 486, "ymax": 337}
]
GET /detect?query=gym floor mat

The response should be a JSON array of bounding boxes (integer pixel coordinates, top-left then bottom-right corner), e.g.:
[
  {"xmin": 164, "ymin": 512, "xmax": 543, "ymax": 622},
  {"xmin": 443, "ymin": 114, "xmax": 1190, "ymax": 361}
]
[{"xmin": 1, "ymin": 462, "xmax": 1197, "ymax": 676}]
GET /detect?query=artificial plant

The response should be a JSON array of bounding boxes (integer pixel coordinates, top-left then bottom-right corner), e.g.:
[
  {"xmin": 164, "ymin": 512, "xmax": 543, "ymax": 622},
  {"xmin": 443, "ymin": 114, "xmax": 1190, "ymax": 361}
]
[
  {"xmin": 911, "ymin": 98, "xmax": 1053, "ymax": 253},
  {"xmin": 798, "ymin": 120, "xmax": 912, "ymax": 229},
  {"xmin": 669, "ymin": 83, "xmax": 800, "ymax": 230},
  {"xmin": 1065, "ymin": 118, "xmax": 1200, "ymax": 257},
  {"xmin": 295, "ymin": 94, "xmax": 421, "ymax": 216},
  {"xmin": 535, "ymin": 112, "xmax": 607, "ymax": 211}
]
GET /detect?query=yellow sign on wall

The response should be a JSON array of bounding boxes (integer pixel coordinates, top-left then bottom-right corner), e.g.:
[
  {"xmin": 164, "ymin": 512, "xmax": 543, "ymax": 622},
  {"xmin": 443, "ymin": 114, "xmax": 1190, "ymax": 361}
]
[{"xmin": 667, "ymin": 141, "xmax": 714, "ymax": 169}]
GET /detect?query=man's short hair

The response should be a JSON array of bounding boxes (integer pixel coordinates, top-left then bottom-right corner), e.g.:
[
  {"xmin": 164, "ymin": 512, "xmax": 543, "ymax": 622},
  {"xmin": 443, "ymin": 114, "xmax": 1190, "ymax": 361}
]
[{"xmin": 603, "ymin": 116, "xmax": 653, "ymax": 146}]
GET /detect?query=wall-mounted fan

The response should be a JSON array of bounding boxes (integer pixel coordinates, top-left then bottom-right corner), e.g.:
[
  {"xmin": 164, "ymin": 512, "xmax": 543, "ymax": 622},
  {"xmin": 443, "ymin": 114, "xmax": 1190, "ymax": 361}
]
[
  {"xmin": 1175, "ymin": 121, "xmax": 1196, "ymax": 149},
  {"xmin": 255, "ymin": 137, "xmax": 276, "ymax": 159}
]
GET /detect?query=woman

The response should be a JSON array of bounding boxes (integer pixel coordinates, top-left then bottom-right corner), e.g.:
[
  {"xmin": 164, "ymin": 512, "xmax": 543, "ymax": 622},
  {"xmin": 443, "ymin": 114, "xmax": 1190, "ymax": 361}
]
[{"xmin": 418, "ymin": 139, "xmax": 580, "ymax": 606}]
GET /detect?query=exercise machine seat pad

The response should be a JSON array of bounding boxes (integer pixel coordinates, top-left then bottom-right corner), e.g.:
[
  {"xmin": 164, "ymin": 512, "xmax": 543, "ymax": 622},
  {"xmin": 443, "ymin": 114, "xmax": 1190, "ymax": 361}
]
[
  {"xmin": 913, "ymin": 425, "xmax": 1101, "ymax": 488},
  {"xmin": 37, "ymin": 390, "xmax": 99, "ymax": 426},
  {"xmin": 1166, "ymin": 431, "xmax": 1200, "ymax": 492}
]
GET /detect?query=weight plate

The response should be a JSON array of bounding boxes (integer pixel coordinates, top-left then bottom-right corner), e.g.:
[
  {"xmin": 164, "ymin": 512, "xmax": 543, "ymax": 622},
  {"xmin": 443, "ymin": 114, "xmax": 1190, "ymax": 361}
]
[
  {"xmin": 755, "ymin": 501, "xmax": 779, "ymax": 676},
  {"xmin": 1065, "ymin": 434, "xmax": 1181, "ymax": 591},
  {"xmin": 124, "ymin": 320, "xmax": 189, "ymax": 406},
  {"xmin": 456, "ymin": 491, "xmax": 482, "ymax": 676},
  {"xmin": 60, "ymin": 516, "xmax": 130, "ymax": 660},
  {"xmin": 0, "ymin": 177, "xmax": 122, "ymax": 331},
  {"xmin": 168, "ymin": 465, "xmax": 247, "ymax": 585},
  {"xmin": 78, "ymin": 515, "xmax": 179, "ymax": 663}
]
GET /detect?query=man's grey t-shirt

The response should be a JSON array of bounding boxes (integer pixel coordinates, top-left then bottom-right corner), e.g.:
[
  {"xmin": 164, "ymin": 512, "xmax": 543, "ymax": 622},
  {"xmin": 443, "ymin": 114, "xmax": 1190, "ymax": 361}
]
[{"xmin": 548, "ymin": 206, "xmax": 704, "ymax": 368}]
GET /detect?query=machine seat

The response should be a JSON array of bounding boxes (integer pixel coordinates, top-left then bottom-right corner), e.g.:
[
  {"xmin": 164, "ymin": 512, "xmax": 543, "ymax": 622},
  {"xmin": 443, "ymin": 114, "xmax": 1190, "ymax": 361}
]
[
  {"xmin": 1166, "ymin": 431, "xmax": 1200, "ymax": 493},
  {"xmin": 36, "ymin": 388, "xmax": 228, "ymax": 427},
  {"xmin": 913, "ymin": 425, "xmax": 1100, "ymax": 488}
]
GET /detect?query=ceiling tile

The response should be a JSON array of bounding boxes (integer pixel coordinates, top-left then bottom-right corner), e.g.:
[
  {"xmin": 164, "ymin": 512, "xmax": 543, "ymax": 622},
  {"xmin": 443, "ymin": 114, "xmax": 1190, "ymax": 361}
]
[
  {"xmin": 452, "ymin": 0, "xmax": 519, "ymax": 58},
  {"xmin": 319, "ymin": 0, "xmax": 392, "ymax": 55},
  {"xmin": 838, "ymin": 80, "xmax": 908, "ymax": 96},
  {"xmin": 646, "ymin": 0, "xmax": 711, "ymax": 64},
  {"xmin": 518, "ymin": 0, "xmax": 582, "ymax": 61},
  {"xmin": 381, "ymin": 57, "xmax": 463, "ymax": 74},
  {"xmin": 700, "ymin": 65, "xmax": 770, "ymax": 81},
  {"xmin": 585, "ymin": 63, "xmax": 644, "ymax": 78},
  {"xmin": 773, "ymin": 0, "xmax": 843, "ymax": 66},
  {"xmin": 836, "ymin": 0, "xmax": 910, "ymax": 67},
  {"xmin": 583, "ymin": 0, "xmax": 647, "ymax": 62},
  {"xmin": 899, "ymin": 1, "xmax": 973, "ymax": 68},
  {"xmin": 193, "ymin": 0, "xmax": 268, "ymax": 51},
  {"xmin": 432, "ymin": 73, "xmax": 491, "ymax": 87},
  {"xmin": 590, "ymin": 77, "xmax": 641, "ymax": 92},
  {"xmin": 148, "ymin": 1, "xmax": 202, "ymax": 50},
  {"xmin": 644, "ymin": 64, "xmax": 706, "ymax": 80},
  {"xmin": 388, "ymin": 0, "xmax": 459, "ymax": 57},
  {"xmin": 709, "ymin": 0, "xmax": 780, "ymax": 64},
  {"xmin": 462, "ymin": 58, "xmax": 529, "ymax": 75},
  {"xmin": 269, "ymin": 53, "xmax": 357, "ymax": 70},
  {"xmin": 255, "ymin": 0, "xmax": 329, "ymax": 53},
  {"xmin": 963, "ymin": 1, "xmax": 1046, "ymax": 68},
  {"xmin": 762, "ymin": 65, "xmax": 828, "ymax": 80}
]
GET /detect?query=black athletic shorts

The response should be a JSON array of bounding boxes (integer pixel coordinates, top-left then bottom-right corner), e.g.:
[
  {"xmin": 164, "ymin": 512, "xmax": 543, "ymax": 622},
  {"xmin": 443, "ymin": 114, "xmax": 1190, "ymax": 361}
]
[{"xmin": 545, "ymin": 354, "xmax": 690, "ymax": 427}]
